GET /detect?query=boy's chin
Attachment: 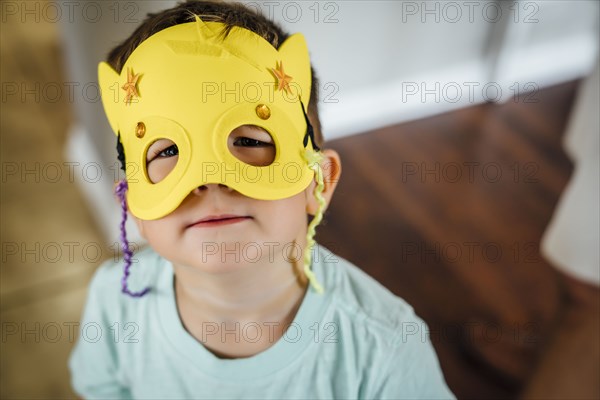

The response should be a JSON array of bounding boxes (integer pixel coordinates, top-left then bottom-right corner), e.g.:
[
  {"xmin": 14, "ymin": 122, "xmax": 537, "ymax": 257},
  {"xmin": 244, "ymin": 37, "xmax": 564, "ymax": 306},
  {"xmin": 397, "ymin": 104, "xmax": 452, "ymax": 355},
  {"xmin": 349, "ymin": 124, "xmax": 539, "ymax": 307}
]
[
  {"xmin": 177, "ymin": 244, "xmax": 265, "ymax": 272},
  {"xmin": 163, "ymin": 239, "xmax": 305, "ymax": 272},
  {"xmin": 190, "ymin": 258, "xmax": 260, "ymax": 274}
]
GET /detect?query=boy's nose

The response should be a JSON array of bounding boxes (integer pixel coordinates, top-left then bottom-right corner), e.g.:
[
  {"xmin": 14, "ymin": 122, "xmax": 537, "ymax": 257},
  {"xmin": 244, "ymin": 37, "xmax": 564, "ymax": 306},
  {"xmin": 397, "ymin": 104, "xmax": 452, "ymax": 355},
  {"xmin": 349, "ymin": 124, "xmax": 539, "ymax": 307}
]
[{"xmin": 192, "ymin": 183, "xmax": 233, "ymax": 195}]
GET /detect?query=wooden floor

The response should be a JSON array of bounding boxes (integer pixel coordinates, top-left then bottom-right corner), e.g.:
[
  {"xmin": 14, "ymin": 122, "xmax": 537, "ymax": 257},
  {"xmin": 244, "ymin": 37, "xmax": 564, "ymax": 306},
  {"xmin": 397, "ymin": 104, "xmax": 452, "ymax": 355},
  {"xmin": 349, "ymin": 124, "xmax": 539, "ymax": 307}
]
[{"xmin": 317, "ymin": 81, "xmax": 581, "ymax": 398}]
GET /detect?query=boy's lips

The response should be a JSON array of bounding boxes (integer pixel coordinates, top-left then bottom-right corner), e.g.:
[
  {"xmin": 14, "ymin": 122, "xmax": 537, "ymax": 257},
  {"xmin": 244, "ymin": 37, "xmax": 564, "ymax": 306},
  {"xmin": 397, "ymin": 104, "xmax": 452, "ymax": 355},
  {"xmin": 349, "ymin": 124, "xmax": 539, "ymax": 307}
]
[{"xmin": 186, "ymin": 214, "xmax": 252, "ymax": 228}]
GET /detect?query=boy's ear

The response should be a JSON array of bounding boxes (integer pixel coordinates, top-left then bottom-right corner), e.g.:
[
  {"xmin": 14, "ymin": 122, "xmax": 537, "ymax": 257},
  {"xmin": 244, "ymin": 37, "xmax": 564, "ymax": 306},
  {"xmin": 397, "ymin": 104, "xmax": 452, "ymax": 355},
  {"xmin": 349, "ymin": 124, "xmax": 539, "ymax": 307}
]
[
  {"xmin": 306, "ymin": 149, "xmax": 342, "ymax": 216},
  {"xmin": 277, "ymin": 33, "xmax": 311, "ymax": 104}
]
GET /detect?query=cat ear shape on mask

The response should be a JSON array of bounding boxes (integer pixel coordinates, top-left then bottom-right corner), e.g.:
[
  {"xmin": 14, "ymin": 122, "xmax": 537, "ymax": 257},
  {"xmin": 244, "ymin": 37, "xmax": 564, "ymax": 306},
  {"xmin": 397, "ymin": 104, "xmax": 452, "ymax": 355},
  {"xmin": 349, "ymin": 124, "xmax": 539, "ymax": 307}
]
[
  {"xmin": 276, "ymin": 33, "xmax": 312, "ymax": 108},
  {"xmin": 98, "ymin": 61, "xmax": 123, "ymax": 135},
  {"xmin": 193, "ymin": 14, "xmax": 220, "ymax": 40}
]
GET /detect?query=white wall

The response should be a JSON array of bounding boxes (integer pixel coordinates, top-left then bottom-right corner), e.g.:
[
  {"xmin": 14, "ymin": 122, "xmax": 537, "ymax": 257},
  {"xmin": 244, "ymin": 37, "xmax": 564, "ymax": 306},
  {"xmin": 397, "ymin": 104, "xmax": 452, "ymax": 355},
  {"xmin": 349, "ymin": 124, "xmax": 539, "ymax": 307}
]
[
  {"xmin": 238, "ymin": 1, "xmax": 598, "ymax": 138},
  {"xmin": 540, "ymin": 57, "xmax": 599, "ymax": 285},
  {"xmin": 240, "ymin": 0, "xmax": 494, "ymax": 138},
  {"xmin": 492, "ymin": 0, "xmax": 599, "ymax": 100}
]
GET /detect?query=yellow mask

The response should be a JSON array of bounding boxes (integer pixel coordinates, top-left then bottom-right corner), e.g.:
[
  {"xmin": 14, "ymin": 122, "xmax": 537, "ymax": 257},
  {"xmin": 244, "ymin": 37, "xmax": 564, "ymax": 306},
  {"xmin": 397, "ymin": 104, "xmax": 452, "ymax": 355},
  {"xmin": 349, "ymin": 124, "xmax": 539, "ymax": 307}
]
[{"xmin": 98, "ymin": 16, "xmax": 319, "ymax": 220}]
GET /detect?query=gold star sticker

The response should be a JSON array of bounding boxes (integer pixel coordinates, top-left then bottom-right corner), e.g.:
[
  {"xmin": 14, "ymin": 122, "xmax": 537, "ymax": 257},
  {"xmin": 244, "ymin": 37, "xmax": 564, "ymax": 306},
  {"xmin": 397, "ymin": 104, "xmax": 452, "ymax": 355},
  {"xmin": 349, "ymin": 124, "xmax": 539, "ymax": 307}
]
[
  {"xmin": 122, "ymin": 67, "xmax": 141, "ymax": 105},
  {"xmin": 270, "ymin": 61, "xmax": 293, "ymax": 94}
]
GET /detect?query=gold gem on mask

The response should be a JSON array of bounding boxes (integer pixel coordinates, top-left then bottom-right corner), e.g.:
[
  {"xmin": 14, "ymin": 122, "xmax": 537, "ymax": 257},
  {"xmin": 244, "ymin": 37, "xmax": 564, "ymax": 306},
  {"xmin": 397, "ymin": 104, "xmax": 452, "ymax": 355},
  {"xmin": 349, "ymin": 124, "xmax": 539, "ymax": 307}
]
[
  {"xmin": 135, "ymin": 122, "xmax": 146, "ymax": 138},
  {"xmin": 270, "ymin": 61, "xmax": 293, "ymax": 94},
  {"xmin": 122, "ymin": 67, "xmax": 141, "ymax": 105},
  {"xmin": 255, "ymin": 104, "xmax": 271, "ymax": 120}
]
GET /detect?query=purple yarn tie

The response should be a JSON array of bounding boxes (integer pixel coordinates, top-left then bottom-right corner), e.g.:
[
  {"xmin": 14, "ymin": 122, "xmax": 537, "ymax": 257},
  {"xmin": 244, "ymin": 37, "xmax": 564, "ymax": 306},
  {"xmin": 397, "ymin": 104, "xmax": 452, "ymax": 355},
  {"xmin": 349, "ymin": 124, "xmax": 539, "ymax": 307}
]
[{"xmin": 115, "ymin": 180, "xmax": 150, "ymax": 298}]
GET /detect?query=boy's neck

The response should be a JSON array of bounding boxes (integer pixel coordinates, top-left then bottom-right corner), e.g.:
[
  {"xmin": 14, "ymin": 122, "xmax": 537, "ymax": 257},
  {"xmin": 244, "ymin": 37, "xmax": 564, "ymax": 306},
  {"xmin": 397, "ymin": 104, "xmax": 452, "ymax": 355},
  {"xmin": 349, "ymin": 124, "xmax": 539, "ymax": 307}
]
[{"xmin": 172, "ymin": 255, "xmax": 309, "ymax": 358}]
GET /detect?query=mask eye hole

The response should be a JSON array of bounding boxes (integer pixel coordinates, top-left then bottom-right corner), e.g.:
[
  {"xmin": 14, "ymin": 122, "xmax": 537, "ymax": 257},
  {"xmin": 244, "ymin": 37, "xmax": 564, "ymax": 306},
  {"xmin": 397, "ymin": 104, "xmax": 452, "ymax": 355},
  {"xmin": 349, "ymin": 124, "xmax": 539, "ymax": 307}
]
[
  {"xmin": 227, "ymin": 125, "xmax": 276, "ymax": 167},
  {"xmin": 145, "ymin": 138, "xmax": 179, "ymax": 183}
]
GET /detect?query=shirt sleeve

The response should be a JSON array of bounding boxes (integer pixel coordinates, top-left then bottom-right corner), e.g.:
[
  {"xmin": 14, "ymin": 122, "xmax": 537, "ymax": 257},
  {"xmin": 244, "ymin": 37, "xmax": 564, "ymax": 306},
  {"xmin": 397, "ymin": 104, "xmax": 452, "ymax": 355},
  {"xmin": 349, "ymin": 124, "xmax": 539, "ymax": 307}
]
[
  {"xmin": 368, "ymin": 312, "xmax": 456, "ymax": 400},
  {"xmin": 68, "ymin": 262, "xmax": 133, "ymax": 399}
]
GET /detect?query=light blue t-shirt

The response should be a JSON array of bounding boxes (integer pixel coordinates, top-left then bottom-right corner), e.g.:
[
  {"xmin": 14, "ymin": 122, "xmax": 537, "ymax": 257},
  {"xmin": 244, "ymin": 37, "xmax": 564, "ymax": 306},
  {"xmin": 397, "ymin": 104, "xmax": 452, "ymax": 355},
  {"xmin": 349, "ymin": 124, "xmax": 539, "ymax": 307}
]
[{"xmin": 68, "ymin": 244, "xmax": 455, "ymax": 399}]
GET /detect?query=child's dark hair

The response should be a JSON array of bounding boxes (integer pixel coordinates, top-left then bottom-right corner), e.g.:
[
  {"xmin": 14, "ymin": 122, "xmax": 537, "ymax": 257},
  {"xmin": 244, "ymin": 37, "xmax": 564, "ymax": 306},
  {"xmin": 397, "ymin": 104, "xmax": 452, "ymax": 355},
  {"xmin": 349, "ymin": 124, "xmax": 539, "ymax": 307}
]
[{"xmin": 108, "ymin": 0, "xmax": 324, "ymax": 171}]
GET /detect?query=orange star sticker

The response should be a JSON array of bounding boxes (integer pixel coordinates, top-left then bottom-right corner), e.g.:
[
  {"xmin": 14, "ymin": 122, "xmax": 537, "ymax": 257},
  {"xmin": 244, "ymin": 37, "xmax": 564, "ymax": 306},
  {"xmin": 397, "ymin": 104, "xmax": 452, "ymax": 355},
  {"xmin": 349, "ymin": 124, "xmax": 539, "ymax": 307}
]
[
  {"xmin": 270, "ymin": 61, "xmax": 293, "ymax": 94},
  {"xmin": 122, "ymin": 67, "xmax": 141, "ymax": 105}
]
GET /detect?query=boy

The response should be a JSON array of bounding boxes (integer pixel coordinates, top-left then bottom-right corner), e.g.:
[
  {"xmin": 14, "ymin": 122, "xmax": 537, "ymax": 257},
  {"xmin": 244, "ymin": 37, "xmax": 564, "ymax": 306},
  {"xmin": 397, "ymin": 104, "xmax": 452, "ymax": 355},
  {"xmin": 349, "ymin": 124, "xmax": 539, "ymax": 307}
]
[{"xmin": 69, "ymin": 1, "xmax": 455, "ymax": 398}]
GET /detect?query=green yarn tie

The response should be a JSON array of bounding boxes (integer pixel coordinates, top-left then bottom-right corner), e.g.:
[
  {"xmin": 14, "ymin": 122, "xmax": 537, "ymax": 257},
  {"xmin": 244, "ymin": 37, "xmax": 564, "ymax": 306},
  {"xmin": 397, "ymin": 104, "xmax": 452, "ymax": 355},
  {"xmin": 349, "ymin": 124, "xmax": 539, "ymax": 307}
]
[{"xmin": 303, "ymin": 148, "xmax": 326, "ymax": 294}]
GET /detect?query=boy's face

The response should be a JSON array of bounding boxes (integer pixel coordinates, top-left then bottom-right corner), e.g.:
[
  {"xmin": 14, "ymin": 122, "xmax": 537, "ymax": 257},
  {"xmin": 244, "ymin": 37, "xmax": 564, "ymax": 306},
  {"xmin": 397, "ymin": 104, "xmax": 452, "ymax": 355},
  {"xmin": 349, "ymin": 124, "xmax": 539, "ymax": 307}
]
[
  {"xmin": 131, "ymin": 125, "xmax": 340, "ymax": 272},
  {"xmin": 99, "ymin": 20, "xmax": 317, "ymax": 221}
]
